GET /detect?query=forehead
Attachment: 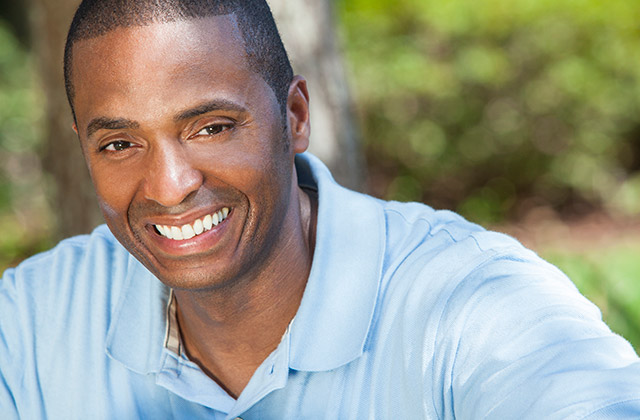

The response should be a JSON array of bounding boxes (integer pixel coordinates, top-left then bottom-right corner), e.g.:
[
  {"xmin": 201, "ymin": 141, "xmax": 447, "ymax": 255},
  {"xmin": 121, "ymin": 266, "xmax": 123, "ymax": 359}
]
[
  {"xmin": 70, "ymin": 15, "xmax": 265, "ymax": 128},
  {"xmin": 72, "ymin": 14, "xmax": 247, "ymax": 85}
]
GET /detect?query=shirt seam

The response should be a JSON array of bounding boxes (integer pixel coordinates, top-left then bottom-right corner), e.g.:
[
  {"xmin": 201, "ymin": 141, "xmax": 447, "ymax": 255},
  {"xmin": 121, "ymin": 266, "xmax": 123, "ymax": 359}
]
[{"xmin": 431, "ymin": 247, "xmax": 504, "ymax": 419}]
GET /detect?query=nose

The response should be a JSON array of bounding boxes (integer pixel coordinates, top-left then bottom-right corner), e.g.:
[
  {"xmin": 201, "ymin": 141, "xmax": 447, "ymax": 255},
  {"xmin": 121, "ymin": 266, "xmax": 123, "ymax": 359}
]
[{"xmin": 143, "ymin": 142, "xmax": 203, "ymax": 207}]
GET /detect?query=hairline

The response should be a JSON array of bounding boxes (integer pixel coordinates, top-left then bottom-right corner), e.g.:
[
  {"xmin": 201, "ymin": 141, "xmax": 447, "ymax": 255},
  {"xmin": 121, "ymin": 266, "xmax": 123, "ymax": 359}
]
[{"xmin": 65, "ymin": 12, "xmax": 291, "ymax": 123}]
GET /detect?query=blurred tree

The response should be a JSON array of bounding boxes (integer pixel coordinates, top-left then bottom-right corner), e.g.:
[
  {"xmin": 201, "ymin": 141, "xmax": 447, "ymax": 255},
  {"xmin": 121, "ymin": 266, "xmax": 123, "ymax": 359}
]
[
  {"xmin": 27, "ymin": 0, "xmax": 102, "ymax": 239},
  {"xmin": 25, "ymin": 0, "xmax": 363, "ymax": 239},
  {"xmin": 270, "ymin": 0, "xmax": 365, "ymax": 190}
]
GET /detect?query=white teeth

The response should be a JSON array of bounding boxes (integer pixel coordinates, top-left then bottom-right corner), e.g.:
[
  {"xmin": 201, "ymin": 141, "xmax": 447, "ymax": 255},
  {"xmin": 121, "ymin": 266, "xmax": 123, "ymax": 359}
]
[
  {"xmin": 171, "ymin": 226, "xmax": 183, "ymax": 240},
  {"xmin": 193, "ymin": 219, "xmax": 204, "ymax": 235},
  {"xmin": 181, "ymin": 224, "xmax": 195, "ymax": 240},
  {"xmin": 155, "ymin": 207, "xmax": 230, "ymax": 241},
  {"xmin": 163, "ymin": 225, "xmax": 173, "ymax": 239},
  {"xmin": 203, "ymin": 214, "xmax": 213, "ymax": 230}
]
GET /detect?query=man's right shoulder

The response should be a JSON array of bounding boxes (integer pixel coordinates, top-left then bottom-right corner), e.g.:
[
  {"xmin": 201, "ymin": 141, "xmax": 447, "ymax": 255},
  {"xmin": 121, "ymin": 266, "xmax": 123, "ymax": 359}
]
[
  {"xmin": 0, "ymin": 224, "xmax": 133, "ymax": 330},
  {"xmin": 2, "ymin": 224, "xmax": 129, "ymax": 286},
  {"xmin": 0, "ymin": 225, "xmax": 163, "ymax": 415}
]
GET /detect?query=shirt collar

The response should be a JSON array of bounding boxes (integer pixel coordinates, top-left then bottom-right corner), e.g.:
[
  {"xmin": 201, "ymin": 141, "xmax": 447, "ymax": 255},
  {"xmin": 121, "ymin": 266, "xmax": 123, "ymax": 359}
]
[
  {"xmin": 105, "ymin": 251, "xmax": 170, "ymax": 375},
  {"xmin": 289, "ymin": 153, "xmax": 385, "ymax": 371}
]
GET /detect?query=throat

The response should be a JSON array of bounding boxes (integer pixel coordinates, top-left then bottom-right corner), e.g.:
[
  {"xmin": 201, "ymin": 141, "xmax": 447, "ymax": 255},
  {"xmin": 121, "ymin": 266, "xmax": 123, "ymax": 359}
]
[{"xmin": 172, "ymin": 267, "xmax": 306, "ymax": 398}]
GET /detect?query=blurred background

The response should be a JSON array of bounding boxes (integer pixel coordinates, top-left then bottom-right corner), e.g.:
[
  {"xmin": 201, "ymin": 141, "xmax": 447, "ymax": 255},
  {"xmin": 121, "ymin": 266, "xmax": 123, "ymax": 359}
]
[{"xmin": 1, "ymin": 0, "xmax": 639, "ymax": 349}]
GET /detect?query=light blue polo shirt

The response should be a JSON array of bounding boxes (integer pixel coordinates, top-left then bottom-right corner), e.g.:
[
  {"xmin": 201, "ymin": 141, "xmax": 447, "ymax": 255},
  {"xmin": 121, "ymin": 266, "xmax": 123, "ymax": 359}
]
[{"xmin": 2, "ymin": 153, "xmax": 640, "ymax": 419}]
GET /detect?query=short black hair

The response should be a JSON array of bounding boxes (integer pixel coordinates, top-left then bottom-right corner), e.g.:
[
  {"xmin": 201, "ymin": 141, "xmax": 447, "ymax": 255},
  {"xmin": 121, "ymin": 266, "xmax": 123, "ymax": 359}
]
[{"xmin": 64, "ymin": 0, "xmax": 293, "ymax": 120}]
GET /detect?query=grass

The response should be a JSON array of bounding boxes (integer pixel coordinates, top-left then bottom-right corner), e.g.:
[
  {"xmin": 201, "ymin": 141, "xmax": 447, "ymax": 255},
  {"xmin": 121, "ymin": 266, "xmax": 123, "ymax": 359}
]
[{"xmin": 541, "ymin": 241, "xmax": 640, "ymax": 353}]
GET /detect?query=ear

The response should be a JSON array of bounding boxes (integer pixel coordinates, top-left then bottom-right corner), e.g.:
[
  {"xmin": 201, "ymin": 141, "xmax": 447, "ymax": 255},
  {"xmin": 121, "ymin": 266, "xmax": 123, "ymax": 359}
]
[{"xmin": 286, "ymin": 75, "xmax": 310, "ymax": 154}]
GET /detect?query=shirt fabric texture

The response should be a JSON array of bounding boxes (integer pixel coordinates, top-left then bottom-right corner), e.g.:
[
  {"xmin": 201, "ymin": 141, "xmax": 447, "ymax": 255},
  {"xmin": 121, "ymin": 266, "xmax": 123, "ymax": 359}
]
[{"xmin": 1, "ymin": 153, "xmax": 640, "ymax": 419}]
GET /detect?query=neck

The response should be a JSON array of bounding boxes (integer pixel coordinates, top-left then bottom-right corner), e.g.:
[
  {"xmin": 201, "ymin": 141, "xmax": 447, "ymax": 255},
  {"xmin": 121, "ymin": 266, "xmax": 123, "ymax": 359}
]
[{"xmin": 174, "ymin": 184, "xmax": 317, "ymax": 398}]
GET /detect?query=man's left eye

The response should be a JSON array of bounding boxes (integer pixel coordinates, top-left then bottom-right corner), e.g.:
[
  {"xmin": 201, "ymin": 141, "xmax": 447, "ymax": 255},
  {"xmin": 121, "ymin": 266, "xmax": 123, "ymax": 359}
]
[
  {"xmin": 196, "ymin": 124, "xmax": 231, "ymax": 136},
  {"xmin": 101, "ymin": 140, "xmax": 133, "ymax": 152}
]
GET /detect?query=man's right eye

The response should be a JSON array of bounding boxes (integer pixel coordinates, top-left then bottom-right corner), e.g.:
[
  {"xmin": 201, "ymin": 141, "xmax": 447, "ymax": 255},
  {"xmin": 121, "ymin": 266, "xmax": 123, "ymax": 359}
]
[{"xmin": 101, "ymin": 140, "xmax": 132, "ymax": 152}]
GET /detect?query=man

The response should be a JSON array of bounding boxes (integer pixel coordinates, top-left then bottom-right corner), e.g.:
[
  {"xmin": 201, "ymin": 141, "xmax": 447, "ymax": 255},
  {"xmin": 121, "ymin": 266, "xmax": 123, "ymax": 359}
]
[{"xmin": 1, "ymin": 0, "xmax": 639, "ymax": 418}]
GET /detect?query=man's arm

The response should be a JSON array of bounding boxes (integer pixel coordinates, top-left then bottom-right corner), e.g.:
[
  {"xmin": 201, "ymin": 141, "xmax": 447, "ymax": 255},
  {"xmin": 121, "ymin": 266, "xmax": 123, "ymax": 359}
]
[{"xmin": 434, "ymin": 252, "xmax": 640, "ymax": 419}]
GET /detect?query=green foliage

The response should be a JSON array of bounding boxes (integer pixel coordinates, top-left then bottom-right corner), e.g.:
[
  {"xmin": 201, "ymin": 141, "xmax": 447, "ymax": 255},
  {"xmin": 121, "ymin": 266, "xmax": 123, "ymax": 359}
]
[
  {"xmin": 0, "ymin": 22, "xmax": 40, "ymax": 155},
  {"xmin": 0, "ymin": 20, "xmax": 51, "ymax": 271},
  {"xmin": 339, "ymin": 0, "xmax": 640, "ymax": 224}
]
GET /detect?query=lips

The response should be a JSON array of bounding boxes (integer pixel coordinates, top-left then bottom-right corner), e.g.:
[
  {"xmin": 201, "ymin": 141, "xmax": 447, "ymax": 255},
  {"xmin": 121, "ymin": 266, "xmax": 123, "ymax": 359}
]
[{"xmin": 154, "ymin": 207, "xmax": 230, "ymax": 241}]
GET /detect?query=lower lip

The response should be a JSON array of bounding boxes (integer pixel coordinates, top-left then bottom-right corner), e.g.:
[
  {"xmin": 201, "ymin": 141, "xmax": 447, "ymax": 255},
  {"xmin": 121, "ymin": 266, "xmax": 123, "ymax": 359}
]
[{"xmin": 147, "ymin": 212, "xmax": 233, "ymax": 256}]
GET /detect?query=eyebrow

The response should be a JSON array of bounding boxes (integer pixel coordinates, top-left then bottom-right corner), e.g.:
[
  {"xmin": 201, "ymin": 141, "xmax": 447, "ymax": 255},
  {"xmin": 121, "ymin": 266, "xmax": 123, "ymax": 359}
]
[
  {"xmin": 86, "ymin": 117, "xmax": 140, "ymax": 138},
  {"xmin": 84, "ymin": 99, "xmax": 248, "ymax": 138},
  {"xmin": 173, "ymin": 99, "xmax": 248, "ymax": 122}
]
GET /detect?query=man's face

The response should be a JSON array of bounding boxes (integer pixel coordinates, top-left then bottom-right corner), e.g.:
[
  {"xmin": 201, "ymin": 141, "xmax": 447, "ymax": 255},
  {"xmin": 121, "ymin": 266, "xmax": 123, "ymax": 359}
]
[{"xmin": 71, "ymin": 16, "xmax": 308, "ymax": 290}]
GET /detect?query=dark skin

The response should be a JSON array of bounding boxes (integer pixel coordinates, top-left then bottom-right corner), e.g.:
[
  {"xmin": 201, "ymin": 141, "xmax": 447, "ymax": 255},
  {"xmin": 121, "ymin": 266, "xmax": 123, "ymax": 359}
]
[{"xmin": 70, "ymin": 16, "xmax": 315, "ymax": 397}]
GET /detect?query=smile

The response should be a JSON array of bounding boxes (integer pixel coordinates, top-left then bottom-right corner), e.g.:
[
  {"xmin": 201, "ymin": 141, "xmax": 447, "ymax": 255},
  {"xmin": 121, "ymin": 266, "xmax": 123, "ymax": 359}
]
[{"xmin": 154, "ymin": 207, "xmax": 230, "ymax": 241}]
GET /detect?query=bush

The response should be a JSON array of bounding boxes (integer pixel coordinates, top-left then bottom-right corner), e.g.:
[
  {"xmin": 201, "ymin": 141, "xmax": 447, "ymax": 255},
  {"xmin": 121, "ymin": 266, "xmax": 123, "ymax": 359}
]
[
  {"xmin": 0, "ymin": 20, "xmax": 51, "ymax": 271},
  {"xmin": 340, "ymin": 0, "xmax": 640, "ymax": 223}
]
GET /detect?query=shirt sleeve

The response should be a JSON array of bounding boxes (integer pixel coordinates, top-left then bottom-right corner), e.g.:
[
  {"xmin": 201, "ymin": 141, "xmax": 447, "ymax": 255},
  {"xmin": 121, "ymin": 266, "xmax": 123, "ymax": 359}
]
[{"xmin": 440, "ymin": 255, "xmax": 640, "ymax": 419}]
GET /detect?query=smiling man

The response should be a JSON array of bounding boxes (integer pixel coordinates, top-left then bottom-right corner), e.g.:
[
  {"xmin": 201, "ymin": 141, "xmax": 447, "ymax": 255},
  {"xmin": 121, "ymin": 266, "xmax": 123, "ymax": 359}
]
[
  {"xmin": 70, "ymin": 12, "xmax": 316, "ymax": 399},
  {"xmin": 2, "ymin": 0, "xmax": 640, "ymax": 419}
]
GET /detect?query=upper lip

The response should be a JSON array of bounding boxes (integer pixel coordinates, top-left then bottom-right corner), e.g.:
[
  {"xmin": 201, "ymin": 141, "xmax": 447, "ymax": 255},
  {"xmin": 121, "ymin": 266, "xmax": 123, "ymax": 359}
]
[{"xmin": 144, "ymin": 205, "xmax": 229, "ymax": 227}]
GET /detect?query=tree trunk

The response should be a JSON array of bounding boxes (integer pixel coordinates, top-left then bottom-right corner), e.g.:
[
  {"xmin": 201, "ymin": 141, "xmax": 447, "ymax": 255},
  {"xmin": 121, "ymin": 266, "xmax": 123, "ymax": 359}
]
[
  {"xmin": 27, "ymin": 0, "xmax": 103, "ymax": 239},
  {"xmin": 27, "ymin": 0, "xmax": 364, "ymax": 238},
  {"xmin": 269, "ymin": 0, "xmax": 365, "ymax": 191}
]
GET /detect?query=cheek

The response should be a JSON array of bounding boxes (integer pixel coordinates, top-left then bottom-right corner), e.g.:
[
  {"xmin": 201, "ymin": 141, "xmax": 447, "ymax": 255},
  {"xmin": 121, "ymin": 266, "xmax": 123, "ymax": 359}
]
[
  {"xmin": 193, "ymin": 136, "xmax": 286, "ymax": 190},
  {"xmin": 217, "ymin": 154, "xmax": 288, "ymax": 197},
  {"xmin": 89, "ymin": 164, "xmax": 140, "ymax": 220}
]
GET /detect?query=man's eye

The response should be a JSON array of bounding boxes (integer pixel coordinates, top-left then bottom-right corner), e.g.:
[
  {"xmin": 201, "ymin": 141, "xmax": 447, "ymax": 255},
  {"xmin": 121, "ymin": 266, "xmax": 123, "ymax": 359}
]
[
  {"xmin": 196, "ymin": 124, "xmax": 231, "ymax": 136},
  {"xmin": 101, "ymin": 140, "xmax": 132, "ymax": 152}
]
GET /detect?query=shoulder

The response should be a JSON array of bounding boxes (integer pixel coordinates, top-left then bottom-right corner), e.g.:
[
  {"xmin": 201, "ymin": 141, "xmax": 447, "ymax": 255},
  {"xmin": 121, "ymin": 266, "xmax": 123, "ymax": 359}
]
[
  {"xmin": 376, "ymin": 200, "xmax": 587, "ymax": 323},
  {"xmin": 1, "ymin": 224, "xmax": 130, "ymax": 297},
  {"xmin": 0, "ymin": 225, "xmax": 132, "ymax": 358},
  {"xmin": 371, "ymin": 200, "xmax": 611, "ymax": 371},
  {"xmin": 371, "ymin": 201, "xmax": 640, "ymax": 418},
  {"xmin": 379, "ymin": 200, "xmax": 539, "ymax": 283}
]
